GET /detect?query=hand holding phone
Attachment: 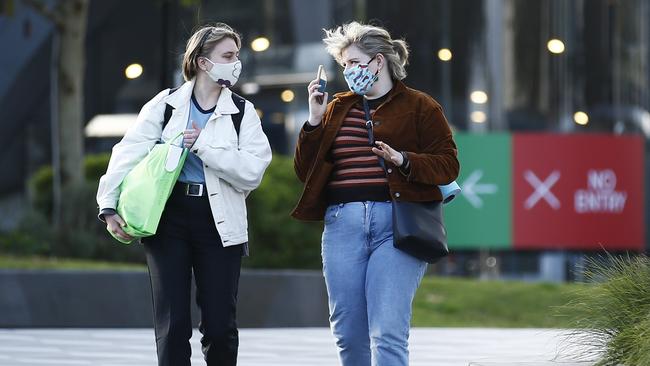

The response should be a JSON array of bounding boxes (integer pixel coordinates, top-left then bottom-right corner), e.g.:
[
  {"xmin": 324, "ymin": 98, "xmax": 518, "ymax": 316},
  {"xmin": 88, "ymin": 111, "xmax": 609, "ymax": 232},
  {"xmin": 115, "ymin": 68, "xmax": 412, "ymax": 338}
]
[
  {"xmin": 316, "ymin": 65, "xmax": 327, "ymax": 105},
  {"xmin": 307, "ymin": 66, "xmax": 328, "ymax": 126}
]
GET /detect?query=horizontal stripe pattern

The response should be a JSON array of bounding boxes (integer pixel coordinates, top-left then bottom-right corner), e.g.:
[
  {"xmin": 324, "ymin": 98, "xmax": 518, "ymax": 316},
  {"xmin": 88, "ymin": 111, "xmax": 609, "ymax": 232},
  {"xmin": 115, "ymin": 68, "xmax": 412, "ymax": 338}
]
[{"xmin": 327, "ymin": 105, "xmax": 390, "ymax": 203}]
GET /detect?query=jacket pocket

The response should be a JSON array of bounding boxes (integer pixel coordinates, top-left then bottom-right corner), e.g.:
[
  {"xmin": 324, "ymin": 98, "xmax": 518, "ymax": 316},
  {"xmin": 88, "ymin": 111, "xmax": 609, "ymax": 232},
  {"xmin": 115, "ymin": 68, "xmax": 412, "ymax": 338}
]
[{"xmin": 219, "ymin": 178, "xmax": 248, "ymax": 236}]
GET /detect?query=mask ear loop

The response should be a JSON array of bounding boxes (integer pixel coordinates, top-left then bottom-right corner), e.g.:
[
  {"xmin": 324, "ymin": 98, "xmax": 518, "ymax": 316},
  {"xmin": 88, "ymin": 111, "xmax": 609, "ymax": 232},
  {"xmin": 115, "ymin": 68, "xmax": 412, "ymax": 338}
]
[
  {"xmin": 366, "ymin": 54, "xmax": 381, "ymax": 81},
  {"xmin": 372, "ymin": 54, "xmax": 383, "ymax": 76}
]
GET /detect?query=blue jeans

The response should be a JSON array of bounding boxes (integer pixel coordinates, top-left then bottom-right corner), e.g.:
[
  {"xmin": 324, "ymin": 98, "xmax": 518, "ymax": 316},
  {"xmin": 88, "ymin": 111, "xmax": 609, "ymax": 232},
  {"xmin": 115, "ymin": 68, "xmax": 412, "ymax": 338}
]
[{"xmin": 322, "ymin": 201, "xmax": 427, "ymax": 366}]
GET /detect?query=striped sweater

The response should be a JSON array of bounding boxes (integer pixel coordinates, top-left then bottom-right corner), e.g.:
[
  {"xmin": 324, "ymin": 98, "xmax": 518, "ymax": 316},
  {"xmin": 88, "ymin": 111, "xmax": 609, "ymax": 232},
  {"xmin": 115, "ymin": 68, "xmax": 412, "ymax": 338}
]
[{"xmin": 326, "ymin": 96, "xmax": 391, "ymax": 204}]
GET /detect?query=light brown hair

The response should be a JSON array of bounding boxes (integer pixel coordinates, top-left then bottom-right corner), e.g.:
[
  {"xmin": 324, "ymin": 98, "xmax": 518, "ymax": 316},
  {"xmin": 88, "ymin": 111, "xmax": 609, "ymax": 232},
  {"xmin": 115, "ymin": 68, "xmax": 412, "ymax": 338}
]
[
  {"xmin": 182, "ymin": 23, "xmax": 242, "ymax": 81},
  {"xmin": 323, "ymin": 21, "xmax": 410, "ymax": 80}
]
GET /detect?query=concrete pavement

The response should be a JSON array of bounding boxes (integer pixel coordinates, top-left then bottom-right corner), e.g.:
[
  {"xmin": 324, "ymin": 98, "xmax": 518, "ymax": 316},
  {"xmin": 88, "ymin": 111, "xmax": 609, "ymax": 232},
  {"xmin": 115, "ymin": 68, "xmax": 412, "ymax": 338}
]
[{"xmin": 0, "ymin": 328, "xmax": 595, "ymax": 366}]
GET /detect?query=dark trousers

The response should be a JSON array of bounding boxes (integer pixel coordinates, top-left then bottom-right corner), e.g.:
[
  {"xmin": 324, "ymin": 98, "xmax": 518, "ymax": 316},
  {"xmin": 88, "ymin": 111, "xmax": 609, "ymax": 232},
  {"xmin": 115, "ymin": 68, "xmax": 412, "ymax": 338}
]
[{"xmin": 143, "ymin": 187, "xmax": 243, "ymax": 366}]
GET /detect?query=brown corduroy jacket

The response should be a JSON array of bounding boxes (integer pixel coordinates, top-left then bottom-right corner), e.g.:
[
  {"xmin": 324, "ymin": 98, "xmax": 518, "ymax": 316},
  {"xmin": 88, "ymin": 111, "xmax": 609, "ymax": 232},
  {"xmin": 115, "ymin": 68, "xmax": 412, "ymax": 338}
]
[{"xmin": 291, "ymin": 80, "xmax": 460, "ymax": 221}]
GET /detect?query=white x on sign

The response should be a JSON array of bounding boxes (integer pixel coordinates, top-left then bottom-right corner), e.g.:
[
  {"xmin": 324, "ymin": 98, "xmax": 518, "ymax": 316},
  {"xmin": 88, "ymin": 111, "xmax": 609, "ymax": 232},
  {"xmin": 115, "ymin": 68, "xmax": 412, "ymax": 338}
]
[{"xmin": 523, "ymin": 170, "xmax": 561, "ymax": 210}]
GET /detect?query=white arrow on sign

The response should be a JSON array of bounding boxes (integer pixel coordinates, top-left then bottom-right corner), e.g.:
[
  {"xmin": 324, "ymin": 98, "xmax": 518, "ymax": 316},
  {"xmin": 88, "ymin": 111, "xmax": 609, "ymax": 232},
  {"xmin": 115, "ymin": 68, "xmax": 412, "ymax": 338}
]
[{"xmin": 461, "ymin": 170, "xmax": 498, "ymax": 208}]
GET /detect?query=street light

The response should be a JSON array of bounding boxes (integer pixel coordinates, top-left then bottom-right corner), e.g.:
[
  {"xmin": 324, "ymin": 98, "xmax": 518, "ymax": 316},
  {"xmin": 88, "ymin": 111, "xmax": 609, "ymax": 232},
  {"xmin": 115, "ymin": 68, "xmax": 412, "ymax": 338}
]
[
  {"xmin": 547, "ymin": 39, "xmax": 565, "ymax": 54},
  {"xmin": 125, "ymin": 63, "xmax": 143, "ymax": 79},
  {"xmin": 281, "ymin": 89, "xmax": 294, "ymax": 103},
  {"xmin": 470, "ymin": 91, "xmax": 488, "ymax": 104},
  {"xmin": 574, "ymin": 111, "xmax": 589, "ymax": 125},
  {"xmin": 471, "ymin": 111, "xmax": 486, "ymax": 123},
  {"xmin": 251, "ymin": 37, "xmax": 270, "ymax": 52},
  {"xmin": 438, "ymin": 48, "xmax": 452, "ymax": 62}
]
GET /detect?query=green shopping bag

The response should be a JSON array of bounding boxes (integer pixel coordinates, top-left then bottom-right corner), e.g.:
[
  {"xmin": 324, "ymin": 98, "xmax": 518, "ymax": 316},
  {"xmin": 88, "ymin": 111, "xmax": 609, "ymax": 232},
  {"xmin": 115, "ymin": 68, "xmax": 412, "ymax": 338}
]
[{"xmin": 109, "ymin": 132, "xmax": 188, "ymax": 244}]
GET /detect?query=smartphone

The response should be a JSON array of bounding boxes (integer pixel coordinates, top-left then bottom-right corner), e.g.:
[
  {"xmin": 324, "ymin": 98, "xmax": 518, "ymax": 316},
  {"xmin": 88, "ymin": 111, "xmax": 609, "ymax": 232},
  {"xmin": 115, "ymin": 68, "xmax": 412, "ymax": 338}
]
[{"xmin": 316, "ymin": 65, "xmax": 327, "ymax": 104}]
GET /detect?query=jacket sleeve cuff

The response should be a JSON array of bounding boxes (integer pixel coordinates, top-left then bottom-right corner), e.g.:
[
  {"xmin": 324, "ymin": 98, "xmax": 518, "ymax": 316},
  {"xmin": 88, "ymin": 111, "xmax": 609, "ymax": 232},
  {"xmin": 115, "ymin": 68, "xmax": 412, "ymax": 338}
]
[
  {"xmin": 302, "ymin": 121, "xmax": 322, "ymax": 133},
  {"xmin": 398, "ymin": 151, "xmax": 412, "ymax": 177},
  {"xmin": 297, "ymin": 122, "xmax": 325, "ymax": 151},
  {"xmin": 98, "ymin": 208, "xmax": 117, "ymax": 223},
  {"xmin": 191, "ymin": 130, "xmax": 210, "ymax": 155}
]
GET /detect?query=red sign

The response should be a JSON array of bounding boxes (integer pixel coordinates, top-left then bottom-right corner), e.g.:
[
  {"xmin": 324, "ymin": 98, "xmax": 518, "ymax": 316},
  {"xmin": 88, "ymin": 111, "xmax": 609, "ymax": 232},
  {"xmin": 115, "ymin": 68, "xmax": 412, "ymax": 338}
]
[{"xmin": 513, "ymin": 134, "xmax": 645, "ymax": 250}]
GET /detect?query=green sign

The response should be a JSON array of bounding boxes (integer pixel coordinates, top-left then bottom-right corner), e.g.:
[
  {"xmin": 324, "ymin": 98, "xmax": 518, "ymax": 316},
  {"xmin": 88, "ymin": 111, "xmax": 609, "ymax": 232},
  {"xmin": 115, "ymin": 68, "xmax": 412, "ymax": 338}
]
[{"xmin": 445, "ymin": 133, "xmax": 512, "ymax": 249}]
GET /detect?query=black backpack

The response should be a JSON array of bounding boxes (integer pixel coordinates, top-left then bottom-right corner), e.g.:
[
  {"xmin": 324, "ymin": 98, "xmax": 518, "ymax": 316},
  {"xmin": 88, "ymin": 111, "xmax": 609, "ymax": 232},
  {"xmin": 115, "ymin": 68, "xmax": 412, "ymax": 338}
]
[{"xmin": 162, "ymin": 87, "xmax": 246, "ymax": 136}]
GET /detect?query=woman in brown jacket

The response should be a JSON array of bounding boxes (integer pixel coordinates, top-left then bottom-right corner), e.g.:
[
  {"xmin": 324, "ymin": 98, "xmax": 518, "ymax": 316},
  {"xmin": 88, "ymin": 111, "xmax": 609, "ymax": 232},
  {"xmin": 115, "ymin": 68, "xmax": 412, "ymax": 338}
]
[{"xmin": 292, "ymin": 22, "xmax": 459, "ymax": 366}]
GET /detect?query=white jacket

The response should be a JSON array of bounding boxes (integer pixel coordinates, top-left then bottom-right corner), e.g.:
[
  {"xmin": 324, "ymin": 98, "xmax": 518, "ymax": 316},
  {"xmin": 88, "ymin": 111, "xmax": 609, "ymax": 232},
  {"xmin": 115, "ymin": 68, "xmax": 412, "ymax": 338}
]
[{"xmin": 96, "ymin": 79, "xmax": 272, "ymax": 246}]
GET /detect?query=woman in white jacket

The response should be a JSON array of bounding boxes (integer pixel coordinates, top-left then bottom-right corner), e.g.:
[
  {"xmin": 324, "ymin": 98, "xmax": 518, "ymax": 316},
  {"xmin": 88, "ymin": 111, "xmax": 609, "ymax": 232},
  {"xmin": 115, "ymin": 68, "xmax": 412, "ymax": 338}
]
[{"xmin": 96, "ymin": 23, "xmax": 272, "ymax": 366}]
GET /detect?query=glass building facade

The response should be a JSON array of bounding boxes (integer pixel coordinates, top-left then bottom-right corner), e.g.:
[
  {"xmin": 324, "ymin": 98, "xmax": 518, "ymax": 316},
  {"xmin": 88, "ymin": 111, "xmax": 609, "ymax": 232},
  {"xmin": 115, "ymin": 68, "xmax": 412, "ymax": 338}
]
[{"xmin": 79, "ymin": 0, "xmax": 650, "ymax": 150}]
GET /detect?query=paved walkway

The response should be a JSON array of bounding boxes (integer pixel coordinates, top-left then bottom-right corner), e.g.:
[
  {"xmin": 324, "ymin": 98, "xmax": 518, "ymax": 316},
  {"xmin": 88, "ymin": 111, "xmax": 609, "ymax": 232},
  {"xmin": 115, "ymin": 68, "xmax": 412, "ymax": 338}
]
[{"xmin": 0, "ymin": 328, "xmax": 594, "ymax": 366}]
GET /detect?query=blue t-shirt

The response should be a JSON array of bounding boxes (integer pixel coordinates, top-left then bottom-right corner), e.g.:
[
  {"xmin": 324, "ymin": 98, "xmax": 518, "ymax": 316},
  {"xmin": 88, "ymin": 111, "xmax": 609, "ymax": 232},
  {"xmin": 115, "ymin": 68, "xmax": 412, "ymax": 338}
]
[{"xmin": 178, "ymin": 94, "xmax": 215, "ymax": 183}]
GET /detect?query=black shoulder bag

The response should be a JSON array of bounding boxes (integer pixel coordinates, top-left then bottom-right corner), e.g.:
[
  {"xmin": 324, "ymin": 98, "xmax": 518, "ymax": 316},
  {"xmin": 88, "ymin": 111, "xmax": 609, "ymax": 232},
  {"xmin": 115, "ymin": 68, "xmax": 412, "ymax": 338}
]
[{"xmin": 362, "ymin": 98, "xmax": 449, "ymax": 264}]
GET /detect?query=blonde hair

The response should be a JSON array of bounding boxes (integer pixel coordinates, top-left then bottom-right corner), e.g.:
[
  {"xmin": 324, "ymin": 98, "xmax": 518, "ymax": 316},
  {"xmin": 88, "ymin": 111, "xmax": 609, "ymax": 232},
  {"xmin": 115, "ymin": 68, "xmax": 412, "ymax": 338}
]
[
  {"xmin": 323, "ymin": 22, "xmax": 410, "ymax": 80},
  {"xmin": 182, "ymin": 23, "xmax": 242, "ymax": 81}
]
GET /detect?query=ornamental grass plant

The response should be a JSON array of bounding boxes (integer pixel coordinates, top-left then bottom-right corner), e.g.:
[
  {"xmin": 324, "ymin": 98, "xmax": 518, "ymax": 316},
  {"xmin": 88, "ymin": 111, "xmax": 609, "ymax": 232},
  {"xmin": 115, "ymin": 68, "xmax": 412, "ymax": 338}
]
[{"xmin": 558, "ymin": 254, "xmax": 650, "ymax": 366}]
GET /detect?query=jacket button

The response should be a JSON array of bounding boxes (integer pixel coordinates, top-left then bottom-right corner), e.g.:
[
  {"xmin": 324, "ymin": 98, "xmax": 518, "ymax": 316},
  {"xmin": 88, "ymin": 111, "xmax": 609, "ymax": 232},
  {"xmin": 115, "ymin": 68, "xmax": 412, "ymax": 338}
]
[
  {"xmin": 204, "ymin": 165, "xmax": 208, "ymax": 168},
  {"xmin": 387, "ymin": 168, "xmax": 393, "ymax": 174},
  {"xmin": 395, "ymin": 192, "xmax": 401, "ymax": 198},
  {"xmin": 193, "ymin": 149, "xmax": 198, "ymax": 153}
]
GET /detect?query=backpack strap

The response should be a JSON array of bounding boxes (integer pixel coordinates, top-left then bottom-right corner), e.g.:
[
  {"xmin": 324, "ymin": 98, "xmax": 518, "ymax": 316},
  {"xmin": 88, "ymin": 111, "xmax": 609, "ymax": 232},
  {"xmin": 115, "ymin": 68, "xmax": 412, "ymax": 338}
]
[
  {"xmin": 230, "ymin": 92, "xmax": 246, "ymax": 136},
  {"xmin": 163, "ymin": 88, "xmax": 246, "ymax": 137},
  {"xmin": 162, "ymin": 86, "xmax": 180, "ymax": 129}
]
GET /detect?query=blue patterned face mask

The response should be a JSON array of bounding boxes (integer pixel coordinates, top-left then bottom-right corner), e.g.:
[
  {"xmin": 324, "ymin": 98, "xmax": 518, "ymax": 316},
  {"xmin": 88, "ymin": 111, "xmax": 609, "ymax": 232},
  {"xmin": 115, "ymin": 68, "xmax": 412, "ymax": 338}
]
[{"xmin": 343, "ymin": 56, "xmax": 379, "ymax": 95}]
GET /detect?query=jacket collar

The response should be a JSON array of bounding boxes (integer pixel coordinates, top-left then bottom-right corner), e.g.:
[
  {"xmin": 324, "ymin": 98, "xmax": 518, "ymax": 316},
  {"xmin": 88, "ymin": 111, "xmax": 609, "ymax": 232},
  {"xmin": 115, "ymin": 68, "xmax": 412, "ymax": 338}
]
[
  {"xmin": 162, "ymin": 78, "xmax": 240, "ymax": 115},
  {"xmin": 333, "ymin": 79, "xmax": 408, "ymax": 108}
]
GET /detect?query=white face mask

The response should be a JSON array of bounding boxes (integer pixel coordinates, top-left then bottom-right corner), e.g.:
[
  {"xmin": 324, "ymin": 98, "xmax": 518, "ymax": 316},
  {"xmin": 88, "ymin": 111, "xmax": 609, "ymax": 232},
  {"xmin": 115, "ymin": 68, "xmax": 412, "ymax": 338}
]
[{"xmin": 203, "ymin": 58, "xmax": 242, "ymax": 88}]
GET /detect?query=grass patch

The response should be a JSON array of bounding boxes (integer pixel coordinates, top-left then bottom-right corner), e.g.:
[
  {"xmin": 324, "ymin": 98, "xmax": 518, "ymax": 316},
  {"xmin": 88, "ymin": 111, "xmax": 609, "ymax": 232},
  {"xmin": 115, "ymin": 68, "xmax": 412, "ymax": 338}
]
[
  {"xmin": 412, "ymin": 276, "xmax": 586, "ymax": 328},
  {"xmin": 0, "ymin": 254, "xmax": 146, "ymax": 271}
]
